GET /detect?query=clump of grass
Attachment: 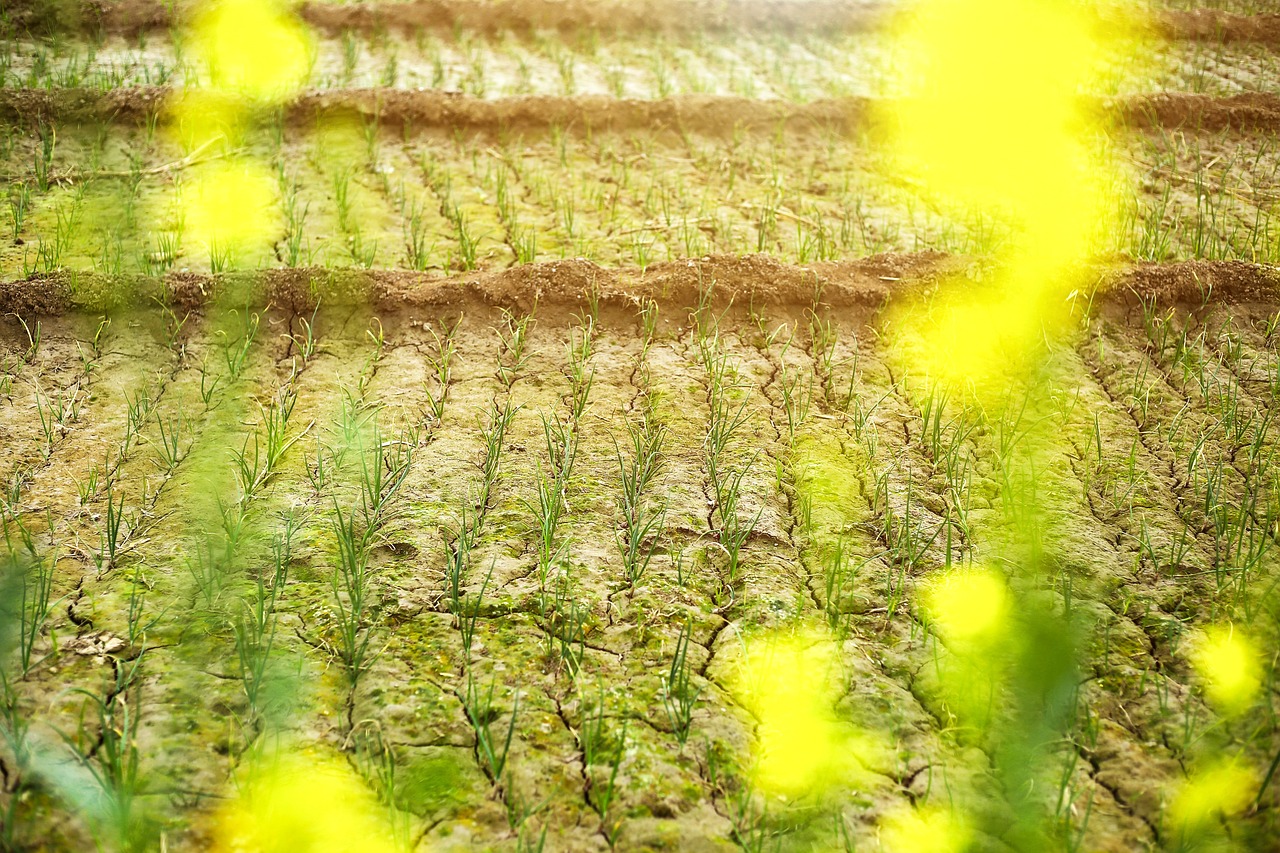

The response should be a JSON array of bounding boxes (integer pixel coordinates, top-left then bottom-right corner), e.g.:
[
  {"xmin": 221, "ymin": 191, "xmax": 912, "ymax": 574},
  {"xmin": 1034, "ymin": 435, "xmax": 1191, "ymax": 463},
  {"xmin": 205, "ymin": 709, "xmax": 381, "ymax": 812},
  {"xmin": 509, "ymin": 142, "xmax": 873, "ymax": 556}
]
[
  {"xmin": 234, "ymin": 518, "xmax": 295, "ymax": 736},
  {"xmin": 614, "ymin": 416, "xmax": 667, "ymax": 589},
  {"xmin": 1, "ymin": 518, "xmax": 59, "ymax": 677},
  {"xmin": 662, "ymin": 618, "xmax": 701, "ymax": 747},
  {"xmin": 424, "ymin": 317, "xmax": 459, "ymax": 422},
  {"xmin": 496, "ymin": 307, "xmax": 535, "ymax": 389},
  {"xmin": 330, "ymin": 500, "xmax": 376, "ymax": 688},
  {"xmin": 463, "ymin": 672, "xmax": 519, "ymax": 784}
]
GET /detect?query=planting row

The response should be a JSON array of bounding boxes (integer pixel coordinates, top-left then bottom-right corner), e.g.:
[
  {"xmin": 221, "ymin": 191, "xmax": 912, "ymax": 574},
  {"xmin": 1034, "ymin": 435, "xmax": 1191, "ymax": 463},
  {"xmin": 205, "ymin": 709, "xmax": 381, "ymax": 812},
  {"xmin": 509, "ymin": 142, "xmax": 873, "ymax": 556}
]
[
  {"xmin": 3, "ymin": 26, "xmax": 1280, "ymax": 101},
  {"xmin": 0, "ymin": 119, "xmax": 1277, "ymax": 278},
  {"xmin": 1, "ymin": 279, "xmax": 1279, "ymax": 850}
]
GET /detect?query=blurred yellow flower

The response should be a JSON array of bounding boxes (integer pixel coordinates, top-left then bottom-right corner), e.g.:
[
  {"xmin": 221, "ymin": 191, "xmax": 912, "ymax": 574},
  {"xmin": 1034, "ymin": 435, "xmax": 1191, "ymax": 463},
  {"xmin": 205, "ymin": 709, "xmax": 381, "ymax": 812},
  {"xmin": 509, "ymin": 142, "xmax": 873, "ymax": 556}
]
[
  {"xmin": 882, "ymin": 0, "xmax": 1134, "ymax": 385},
  {"xmin": 923, "ymin": 568, "xmax": 1009, "ymax": 647},
  {"xmin": 1168, "ymin": 760, "xmax": 1255, "ymax": 834},
  {"xmin": 1192, "ymin": 625, "xmax": 1260, "ymax": 715},
  {"xmin": 183, "ymin": 159, "xmax": 280, "ymax": 264},
  {"xmin": 213, "ymin": 752, "xmax": 401, "ymax": 853},
  {"xmin": 730, "ymin": 630, "xmax": 869, "ymax": 798},
  {"xmin": 193, "ymin": 0, "xmax": 314, "ymax": 103},
  {"xmin": 881, "ymin": 804, "xmax": 970, "ymax": 853}
]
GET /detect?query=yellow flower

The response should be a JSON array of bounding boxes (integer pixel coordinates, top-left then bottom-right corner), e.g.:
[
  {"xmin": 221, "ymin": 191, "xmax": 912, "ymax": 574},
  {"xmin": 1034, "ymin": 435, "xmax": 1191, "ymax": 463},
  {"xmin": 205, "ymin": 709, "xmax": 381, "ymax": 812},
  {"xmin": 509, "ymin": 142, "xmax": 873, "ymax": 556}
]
[
  {"xmin": 1192, "ymin": 625, "xmax": 1260, "ymax": 715},
  {"xmin": 192, "ymin": 0, "xmax": 313, "ymax": 104},
  {"xmin": 923, "ymin": 568, "xmax": 1009, "ymax": 647},
  {"xmin": 881, "ymin": 804, "xmax": 970, "ymax": 853},
  {"xmin": 730, "ymin": 630, "xmax": 871, "ymax": 797},
  {"xmin": 214, "ymin": 752, "xmax": 401, "ymax": 853},
  {"xmin": 182, "ymin": 159, "xmax": 280, "ymax": 265},
  {"xmin": 1168, "ymin": 761, "xmax": 1255, "ymax": 833}
]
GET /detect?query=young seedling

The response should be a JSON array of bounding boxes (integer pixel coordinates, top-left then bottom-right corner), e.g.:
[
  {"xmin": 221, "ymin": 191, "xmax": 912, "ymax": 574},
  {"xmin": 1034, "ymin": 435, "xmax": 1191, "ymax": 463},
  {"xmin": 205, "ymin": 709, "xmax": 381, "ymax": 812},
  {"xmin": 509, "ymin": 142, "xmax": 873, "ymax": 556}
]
[
  {"xmin": 355, "ymin": 420, "xmax": 413, "ymax": 536},
  {"xmin": 528, "ymin": 459, "xmax": 568, "ymax": 587},
  {"xmin": 566, "ymin": 318, "xmax": 596, "ymax": 423},
  {"xmin": 330, "ymin": 500, "xmax": 377, "ymax": 689},
  {"xmin": 540, "ymin": 573, "xmax": 587, "ymax": 677},
  {"xmin": 714, "ymin": 461, "xmax": 763, "ymax": 589},
  {"xmin": 496, "ymin": 308, "xmax": 535, "ymax": 389},
  {"xmin": 234, "ymin": 522, "xmax": 293, "ymax": 731},
  {"xmin": 220, "ymin": 309, "xmax": 260, "ymax": 380},
  {"xmin": 424, "ymin": 317, "xmax": 460, "ymax": 422},
  {"xmin": 288, "ymin": 306, "xmax": 320, "ymax": 363},
  {"xmin": 779, "ymin": 363, "xmax": 813, "ymax": 443},
  {"xmin": 61, "ymin": 684, "xmax": 145, "ymax": 850},
  {"xmin": 404, "ymin": 199, "xmax": 434, "ymax": 271},
  {"xmin": 122, "ymin": 386, "xmax": 154, "ymax": 454},
  {"xmin": 614, "ymin": 416, "xmax": 667, "ymax": 589},
  {"xmin": 823, "ymin": 538, "xmax": 852, "ymax": 637},
  {"xmin": 2, "ymin": 519, "xmax": 59, "ymax": 677},
  {"xmin": 464, "ymin": 672, "xmax": 519, "ymax": 784},
  {"xmin": 96, "ymin": 482, "xmax": 128, "ymax": 572},
  {"xmin": 478, "ymin": 398, "xmax": 518, "ymax": 515},
  {"xmin": 456, "ymin": 210, "xmax": 484, "ymax": 271},
  {"xmin": 458, "ymin": 558, "xmax": 494, "ymax": 661},
  {"xmin": 662, "ymin": 618, "xmax": 701, "ymax": 747},
  {"xmin": 283, "ymin": 189, "xmax": 310, "ymax": 268},
  {"xmin": 8, "ymin": 183, "xmax": 30, "ymax": 240},
  {"xmin": 590, "ymin": 718, "xmax": 628, "ymax": 837},
  {"xmin": 445, "ymin": 501, "xmax": 477, "ymax": 616}
]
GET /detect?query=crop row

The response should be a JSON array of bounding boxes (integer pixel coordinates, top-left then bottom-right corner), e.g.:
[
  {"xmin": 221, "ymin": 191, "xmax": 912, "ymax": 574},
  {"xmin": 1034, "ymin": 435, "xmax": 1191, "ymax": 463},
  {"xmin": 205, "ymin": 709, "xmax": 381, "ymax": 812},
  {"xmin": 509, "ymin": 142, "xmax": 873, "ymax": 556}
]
[
  {"xmin": 2, "ymin": 278, "xmax": 1280, "ymax": 848},
  {"xmin": 3, "ymin": 25, "xmax": 1279, "ymax": 102},
  {"xmin": 0, "ymin": 119, "xmax": 1276, "ymax": 278}
]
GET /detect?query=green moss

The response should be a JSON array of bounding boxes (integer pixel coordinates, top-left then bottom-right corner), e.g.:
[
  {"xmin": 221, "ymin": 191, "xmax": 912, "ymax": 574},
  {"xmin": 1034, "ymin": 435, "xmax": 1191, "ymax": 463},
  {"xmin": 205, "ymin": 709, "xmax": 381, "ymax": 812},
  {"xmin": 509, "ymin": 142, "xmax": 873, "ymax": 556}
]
[
  {"xmin": 792, "ymin": 429, "xmax": 867, "ymax": 542},
  {"xmin": 397, "ymin": 751, "xmax": 469, "ymax": 815}
]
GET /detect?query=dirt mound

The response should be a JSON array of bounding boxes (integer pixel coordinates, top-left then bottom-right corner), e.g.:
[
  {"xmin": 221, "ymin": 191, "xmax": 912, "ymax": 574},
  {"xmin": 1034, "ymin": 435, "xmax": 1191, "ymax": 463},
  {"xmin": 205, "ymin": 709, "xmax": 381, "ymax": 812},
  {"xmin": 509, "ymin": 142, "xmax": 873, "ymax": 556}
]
[
  {"xmin": 1097, "ymin": 258, "xmax": 1280, "ymax": 307},
  {"xmin": 3, "ymin": 255, "xmax": 1276, "ymax": 316},
  {"xmin": 5, "ymin": 87, "xmax": 1277, "ymax": 138},
  {"xmin": 6, "ymin": 0, "xmax": 893, "ymax": 35},
  {"xmin": 1159, "ymin": 10, "xmax": 1280, "ymax": 45},
  {"xmin": 0, "ymin": 87, "xmax": 165, "ymax": 127},
  {"xmin": 300, "ymin": 0, "xmax": 891, "ymax": 35},
  {"xmin": 10, "ymin": 0, "xmax": 1280, "ymax": 44},
  {"xmin": 1110, "ymin": 92, "xmax": 1280, "ymax": 134},
  {"xmin": 293, "ymin": 90, "xmax": 868, "ymax": 136},
  {"xmin": 0, "ymin": 87, "xmax": 865, "ymax": 135}
]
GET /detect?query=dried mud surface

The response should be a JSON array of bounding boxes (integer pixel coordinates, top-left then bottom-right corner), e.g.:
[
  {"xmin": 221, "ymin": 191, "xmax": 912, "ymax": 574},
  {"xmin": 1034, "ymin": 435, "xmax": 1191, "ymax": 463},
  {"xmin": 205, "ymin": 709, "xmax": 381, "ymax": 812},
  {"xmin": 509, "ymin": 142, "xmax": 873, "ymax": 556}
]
[{"xmin": 2, "ymin": 261, "xmax": 1280, "ymax": 851}]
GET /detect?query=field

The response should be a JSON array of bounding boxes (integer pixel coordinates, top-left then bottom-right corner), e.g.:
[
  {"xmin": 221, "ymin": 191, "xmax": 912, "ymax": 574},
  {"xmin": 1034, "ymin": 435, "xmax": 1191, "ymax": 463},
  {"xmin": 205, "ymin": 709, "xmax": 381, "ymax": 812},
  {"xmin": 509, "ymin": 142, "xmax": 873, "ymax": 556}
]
[{"xmin": 2, "ymin": 1, "xmax": 1280, "ymax": 851}]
